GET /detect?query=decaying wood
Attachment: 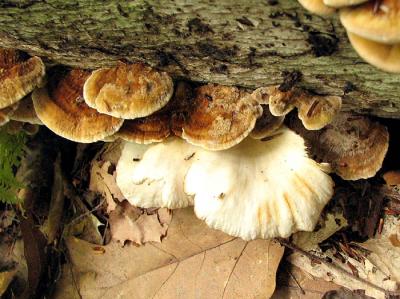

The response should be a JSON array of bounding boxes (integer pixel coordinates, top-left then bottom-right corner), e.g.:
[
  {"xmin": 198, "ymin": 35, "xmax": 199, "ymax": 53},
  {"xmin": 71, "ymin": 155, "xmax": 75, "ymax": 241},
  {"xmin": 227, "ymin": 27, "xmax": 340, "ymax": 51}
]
[{"xmin": 1, "ymin": 1, "xmax": 400, "ymax": 118}]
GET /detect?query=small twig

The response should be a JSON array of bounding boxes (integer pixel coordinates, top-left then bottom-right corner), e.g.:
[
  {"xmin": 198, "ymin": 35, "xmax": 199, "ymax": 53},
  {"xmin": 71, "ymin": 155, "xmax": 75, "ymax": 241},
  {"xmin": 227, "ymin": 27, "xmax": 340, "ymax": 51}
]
[{"xmin": 277, "ymin": 238, "xmax": 400, "ymax": 297}]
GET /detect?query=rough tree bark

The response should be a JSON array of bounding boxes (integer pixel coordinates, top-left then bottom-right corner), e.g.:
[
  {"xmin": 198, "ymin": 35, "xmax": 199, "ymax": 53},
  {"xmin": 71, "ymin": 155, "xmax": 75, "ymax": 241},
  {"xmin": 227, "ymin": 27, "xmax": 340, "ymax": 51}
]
[{"xmin": 1, "ymin": 0, "xmax": 399, "ymax": 118}]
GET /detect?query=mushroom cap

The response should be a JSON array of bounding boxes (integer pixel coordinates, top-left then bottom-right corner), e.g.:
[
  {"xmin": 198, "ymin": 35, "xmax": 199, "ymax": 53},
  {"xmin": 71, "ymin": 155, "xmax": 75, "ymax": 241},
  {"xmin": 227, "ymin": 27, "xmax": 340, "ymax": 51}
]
[
  {"xmin": 297, "ymin": 95, "xmax": 342, "ymax": 130},
  {"xmin": 116, "ymin": 138, "xmax": 196, "ymax": 209},
  {"xmin": 298, "ymin": 0, "xmax": 336, "ymax": 15},
  {"xmin": 185, "ymin": 127, "xmax": 334, "ymax": 240},
  {"xmin": 340, "ymin": 0, "xmax": 400, "ymax": 44},
  {"xmin": 0, "ymin": 49, "xmax": 45, "ymax": 109},
  {"xmin": 323, "ymin": 0, "xmax": 368, "ymax": 8},
  {"xmin": 289, "ymin": 113, "xmax": 389, "ymax": 180},
  {"xmin": 250, "ymin": 105, "xmax": 285, "ymax": 139},
  {"xmin": 0, "ymin": 102, "xmax": 19, "ymax": 126},
  {"xmin": 181, "ymin": 84, "xmax": 263, "ymax": 150},
  {"xmin": 83, "ymin": 62, "xmax": 174, "ymax": 119},
  {"xmin": 32, "ymin": 69, "xmax": 124, "ymax": 143},
  {"xmin": 114, "ymin": 113, "xmax": 171, "ymax": 144},
  {"xmin": 347, "ymin": 32, "xmax": 400, "ymax": 73},
  {"xmin": 268, "ymin": 86, "xmax": 300, "ymax": 116},
  {"xmin": 9, "ymin": 95, "xmax": 42, "ymax": 125}
]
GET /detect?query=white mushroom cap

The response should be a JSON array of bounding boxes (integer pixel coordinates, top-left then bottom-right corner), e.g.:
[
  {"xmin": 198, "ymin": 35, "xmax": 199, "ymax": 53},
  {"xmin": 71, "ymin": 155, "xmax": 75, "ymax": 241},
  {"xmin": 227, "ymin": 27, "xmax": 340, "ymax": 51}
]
[
  {"xmin": 116, "ymin": 128, "xmax": 334, "ymax": 240},
  {"xmin": 116, "ymin": 138, "xmax": 197, "ymax": 209},
  {"xmin": 185, "ymin": 127, "xmax": 334, "ymax": 240}
]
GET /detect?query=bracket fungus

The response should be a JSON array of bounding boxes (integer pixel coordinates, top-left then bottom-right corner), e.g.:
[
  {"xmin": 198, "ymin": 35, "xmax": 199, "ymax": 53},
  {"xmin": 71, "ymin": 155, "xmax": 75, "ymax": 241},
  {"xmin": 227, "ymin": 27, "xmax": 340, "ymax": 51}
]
[
  {"xmin": 0, "ymin": 48, "xmax": 45, "ymax": 109},
  {"xmin": 32, "ymin": 69, "xmax": 123, "ymax": 143},
  {"xmin": 116, "ymin": 138, "xmax": 197, "ymax": 209},
  {"xmin": 113, "ymin": 113, "xmax": 171, "ymax": 144},
  {"xmin": 0, "ymin": 103, "xmax": 19, "ymax": 126},
  {"xmin": 181, "ymin": 84, "xmax": 263, "ymax": 150},
  {"xmin": 297, "ymin": 0, "xmax": 336, "ymax": 15},
  {"xmin": 288, "ymin": 113, "xmax": 389, "ymax": 180},
  {"xmin": 340, "ymin": 0, "xmax": 400, "ymax": 72},
  {"xmin": 9, "ymin": 95, "xmax": 42, "ymax": 125},
  {"xmin": 83, "ymin": 62, "xmax": 174, "ymax": 119},
  {"xmin": 268, "ymin": 86, "xmax": 342, "ymax": 130},
  {"xmin": 116, "ymin": 128, "xmax": 334, "ymax": 240},
  {"xmin": 250, "ymin": 105, "xmax": 285, "ymax": 139},
  {"xmin": 323, "ymin": 0, "xmax": 368, "ymax": 7}
]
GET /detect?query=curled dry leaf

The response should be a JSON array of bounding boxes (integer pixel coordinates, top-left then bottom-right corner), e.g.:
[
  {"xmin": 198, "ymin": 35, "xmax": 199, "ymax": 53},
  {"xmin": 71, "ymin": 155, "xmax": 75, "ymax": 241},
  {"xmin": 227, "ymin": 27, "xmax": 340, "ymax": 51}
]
[
  {"xmin": 83, "ymin": 62, "xmax": 174, "ymax": 119},
  {"xmin": 109, "ymin": 201, "xmax": 172, "ymax": 245},
  {"xmin": 54, "ymin": 208, "xmax": 284, "ymax": 299},
  {"xmin": 33, "ymin": 68, "xmax": 124, "ymax": 143},
  {"xmin": 288, "ymin": 113, "xmax": 389, "ymax": 180},
  {"xmin": 0, "ymin": 48, "xmax": 45, "ymax": 109}
]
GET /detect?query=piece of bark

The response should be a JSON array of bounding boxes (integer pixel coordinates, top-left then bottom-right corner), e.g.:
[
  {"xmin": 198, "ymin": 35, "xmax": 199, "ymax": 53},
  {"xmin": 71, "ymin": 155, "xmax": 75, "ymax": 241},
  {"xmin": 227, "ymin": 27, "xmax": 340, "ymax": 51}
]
[{"xmin": 1, "ymin": 1, "xmax": 400, "ymax": 118}]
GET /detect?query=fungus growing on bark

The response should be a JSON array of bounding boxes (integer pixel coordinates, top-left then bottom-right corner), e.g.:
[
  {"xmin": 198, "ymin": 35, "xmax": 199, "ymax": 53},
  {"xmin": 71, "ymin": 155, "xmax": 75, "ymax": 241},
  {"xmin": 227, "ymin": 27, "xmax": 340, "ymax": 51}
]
[
  {"xmin": 116, "ymin": 128, "xmax": 334, "ymax": 240},
  {"xmin": 9, "ymin": 95, "xmax": 42, "ymax": 125},
  {"xmin": 181, "ymin": 84, "xmax": 263, "ymax": 150},
  {"xmin": 250, "ymin": 105, "xmax": 285, "ymax": 139},
  {"xmin": 323, "ymin": 0, "xmax": 368, "ymax": 8},
  {"xmin": 340, "ymin": 0, "xmax": 400, "ymax": 72},
  {"xmin": 0, "ymin": 103, "xmax": 19, "ymax": 126},
  {"xmin": 114, "ymin": 113, "xmax": 171, "ymax": 144},
  {"xmin": 0, "ymin": 48, "xmax": 45, "ymax": 109},
  {"xmin": 346, "ymin": 32, "xmax": 400, "ymax": 73},
  {"xmin": 32, "ymin": 69, "xmax": 123, "ymax": 143},
  {"xmin": 297, "ymin": 0, "xmax": 336, "ymax": 15},
  {"xmin": 83, "ymin": 62, "xmax": 174, "ymax": 119},
  {"xmin": 116, "ymin": 138, "xmax": 197, "ymax": 209},
  {"xmin": 288, "ymin": 113, "xmax": 389, "ymax": 180},
  {"xmin": 268, "ymin": 86, "xmax": 342, "ymax": 130}
]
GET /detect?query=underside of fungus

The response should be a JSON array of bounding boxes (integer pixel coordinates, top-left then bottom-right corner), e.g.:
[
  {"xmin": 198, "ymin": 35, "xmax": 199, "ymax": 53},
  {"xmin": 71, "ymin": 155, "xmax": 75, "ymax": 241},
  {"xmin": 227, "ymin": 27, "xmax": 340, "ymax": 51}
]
[
  {"xmin": 116, "ymin": 128, "xmax": 334, "ymax": 240},
  {"xmin": 0, "ymin": 48, "xmax": 45, "ymax": 109},
  {"xmin": 32, "ymin": 68, "xmax": 123, "ymax": 143}
]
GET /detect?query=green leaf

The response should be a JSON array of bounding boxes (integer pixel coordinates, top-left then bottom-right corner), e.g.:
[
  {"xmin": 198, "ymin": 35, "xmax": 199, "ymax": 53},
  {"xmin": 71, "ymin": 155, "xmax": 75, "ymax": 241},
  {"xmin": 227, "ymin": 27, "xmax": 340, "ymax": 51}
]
[{"xmin": 0, "ymin": 128, "xmax": 26, "ymax": 204}]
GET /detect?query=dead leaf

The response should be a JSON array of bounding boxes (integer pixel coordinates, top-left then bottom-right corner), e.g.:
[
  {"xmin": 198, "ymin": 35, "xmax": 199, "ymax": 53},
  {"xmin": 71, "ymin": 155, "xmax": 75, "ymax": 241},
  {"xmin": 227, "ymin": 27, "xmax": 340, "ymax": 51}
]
[
  {"xmin": 293, "ymin": 212, "xmax": 348, "ymax": 251},
  {"xmin": 54, "ymin": 208, "xmax": 284, "ymax": 299},
  {"xmin": 109, "ymin": 201, "xmax": 172, "ymax": 245},
  {"xmin": 322, "ymin": 287, "xmax": 375, "ymax": 299},
  {"xmin": 89, "ymin": 160, "xmax": 125, "ymax": 212},
  {"xmin": 0, "ymin": 269, "xmax": 16, "ymax": 296}
]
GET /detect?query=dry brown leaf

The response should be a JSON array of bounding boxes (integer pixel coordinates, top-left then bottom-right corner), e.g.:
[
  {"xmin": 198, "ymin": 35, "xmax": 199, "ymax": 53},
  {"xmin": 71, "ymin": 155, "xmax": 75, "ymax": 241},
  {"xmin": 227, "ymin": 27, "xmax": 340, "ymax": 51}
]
[
  {"xmin": 109, "ymin": 201, "xmax": 172, "ymax": 245},
  {"xmin": 89, "ymin": 160, "xmax": 125, "ymax": 212},
  {"xmin": 292, "ymin": 212, "xmax": 348, "ymax": 251},
  {"xmin": 54, "ymin": 208, "xmax": 284, "ymax": 299},
  {"xmin": 0, "ymin": 269, "xmax": 16, "ymax": 296}
]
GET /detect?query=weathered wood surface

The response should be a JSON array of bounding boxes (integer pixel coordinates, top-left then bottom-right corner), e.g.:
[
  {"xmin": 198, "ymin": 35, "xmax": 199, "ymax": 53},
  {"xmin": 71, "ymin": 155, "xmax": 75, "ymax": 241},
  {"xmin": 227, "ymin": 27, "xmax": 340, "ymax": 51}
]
[{"xmin": 0, "ymin": 0, "xmax": 399, "ymax": 117}]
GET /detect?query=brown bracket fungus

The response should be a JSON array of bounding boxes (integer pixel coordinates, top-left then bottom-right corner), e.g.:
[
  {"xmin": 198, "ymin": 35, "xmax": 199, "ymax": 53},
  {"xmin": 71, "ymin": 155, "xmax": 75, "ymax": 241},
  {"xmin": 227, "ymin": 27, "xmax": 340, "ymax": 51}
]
[
  {"xmin": 250, "ymin": 105, "xmax": 285, "ymax": 139},
  {"xmin": 0, "ymin": 103, "xmax": 19, "ymax": 126},
  {"xmin": 0, "ymin": 48, "xmax": 45, "ymax": 109},
  {"xmin": 113, "ymin": 113, "xmax": 171, "ymax": 144},
  {"xmin": 83, "ymin": 62, "xmax": 174, "ymax": 119},
  {"xmin": 297, "ymin": 0, "xmax": 336, "ymax": 15},
  {"xmin": 32, "ymin": 69, "xmax": 124, "ymax": 143},
  {"xmin": 181, "ymin": 84, "xmax": 263, "ymax": 150},
  {"xmin": 323, "ymin": 0, "xmax": 368, "ymax": 8},
  {"xmin": 268, "ymin": 86, "xmax": 342, "ymax": 130},
  {"xmin": 9, "ymin": 95, "xmax": 42, "ymax": 125},
  {"xmin": 340, "ymin": 0, "xmax": 400, "ymax": 72},
  {"xmin": 288, "ymin": 113, "xmax": 389, "ymax": 180},
  {"xmin": 116, "ymin": 128, "xmax": 334, "ymax": 240}
]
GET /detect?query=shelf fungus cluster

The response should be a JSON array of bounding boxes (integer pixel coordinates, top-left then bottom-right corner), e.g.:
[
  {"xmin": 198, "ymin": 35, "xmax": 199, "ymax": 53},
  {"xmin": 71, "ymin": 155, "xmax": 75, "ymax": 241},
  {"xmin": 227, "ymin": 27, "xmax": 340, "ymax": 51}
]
[
  {"xmin": 0, "ymin": 50, "xmax": 390, "ymax": 239},
  {"xmin": 298, "ymin": 0, "xmax": 400, "ymax": 73},
  {"xmin": 0, "ymin": 48, "xmax": 45, "ymax": 132}
]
